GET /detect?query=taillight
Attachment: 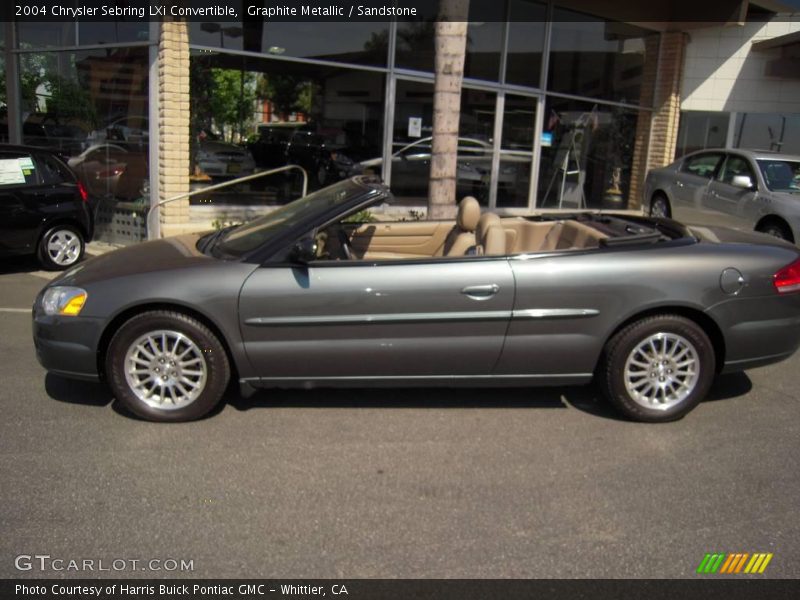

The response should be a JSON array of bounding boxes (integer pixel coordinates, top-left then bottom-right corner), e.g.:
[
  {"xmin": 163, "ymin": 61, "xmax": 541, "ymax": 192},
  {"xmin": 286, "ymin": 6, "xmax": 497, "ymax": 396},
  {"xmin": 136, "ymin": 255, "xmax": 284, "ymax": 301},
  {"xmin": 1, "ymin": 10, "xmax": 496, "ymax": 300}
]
[
  {"xmin": 774, "ymin": 258, "xmax": 800, "ymax": 294},
  {"xmin": 77, "ymin": 180, "xmax": 89, "ymax": 203}
]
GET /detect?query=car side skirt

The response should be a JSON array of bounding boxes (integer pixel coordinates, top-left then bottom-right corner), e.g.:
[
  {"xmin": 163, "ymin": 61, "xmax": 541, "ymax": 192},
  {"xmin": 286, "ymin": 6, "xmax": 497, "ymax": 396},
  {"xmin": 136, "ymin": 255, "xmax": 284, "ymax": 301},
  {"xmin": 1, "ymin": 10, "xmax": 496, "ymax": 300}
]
[{"xmin": 243, "ymin": 373, "xmax": 594, "ymax": 389}]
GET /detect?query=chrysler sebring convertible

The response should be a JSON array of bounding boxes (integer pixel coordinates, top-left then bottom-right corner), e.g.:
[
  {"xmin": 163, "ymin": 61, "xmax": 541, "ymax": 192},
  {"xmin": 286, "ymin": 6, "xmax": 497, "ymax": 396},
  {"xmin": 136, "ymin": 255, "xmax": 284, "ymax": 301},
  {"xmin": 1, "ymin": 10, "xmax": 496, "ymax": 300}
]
[{"xmin": 33, "ymin": 177, "xmax": 800, "ymax": 423}]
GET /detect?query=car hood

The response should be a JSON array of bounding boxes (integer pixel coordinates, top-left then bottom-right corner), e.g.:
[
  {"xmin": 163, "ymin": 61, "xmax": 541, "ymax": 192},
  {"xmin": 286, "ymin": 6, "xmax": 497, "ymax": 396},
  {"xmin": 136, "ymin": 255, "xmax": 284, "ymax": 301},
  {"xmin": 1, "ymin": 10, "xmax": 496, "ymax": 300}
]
[
  {"xmin": 54, "ymin": 233, "xmax": 216, "ymax": 287},
  {"xmin": 687, "ymin": 224, "xmax": 795, "ymax": 248}
]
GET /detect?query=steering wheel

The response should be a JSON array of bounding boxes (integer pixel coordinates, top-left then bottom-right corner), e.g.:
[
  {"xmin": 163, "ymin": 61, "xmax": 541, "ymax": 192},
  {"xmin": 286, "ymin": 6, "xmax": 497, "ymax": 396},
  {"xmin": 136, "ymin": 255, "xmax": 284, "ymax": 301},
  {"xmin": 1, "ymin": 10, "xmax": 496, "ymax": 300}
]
[{"xmin": 337, "ymin": 228, "xmax": 354, "ymax": 260}]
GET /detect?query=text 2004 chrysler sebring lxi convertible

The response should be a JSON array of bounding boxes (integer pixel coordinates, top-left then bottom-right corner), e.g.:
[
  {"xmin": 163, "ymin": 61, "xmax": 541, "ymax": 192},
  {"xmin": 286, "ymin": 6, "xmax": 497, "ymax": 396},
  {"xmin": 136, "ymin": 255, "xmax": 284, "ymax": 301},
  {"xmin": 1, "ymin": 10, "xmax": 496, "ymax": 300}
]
[{"xmin": 33, "ymin": 177, "xmax": 800, "ymax": 423}]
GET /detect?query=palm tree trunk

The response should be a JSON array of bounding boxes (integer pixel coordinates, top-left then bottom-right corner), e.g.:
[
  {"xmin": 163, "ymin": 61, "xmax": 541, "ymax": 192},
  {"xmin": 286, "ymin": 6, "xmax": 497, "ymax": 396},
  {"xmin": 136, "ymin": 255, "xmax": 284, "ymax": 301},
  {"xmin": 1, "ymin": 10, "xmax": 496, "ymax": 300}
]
[{"xmin": 429, "ymin": 0, "xmax": 469, "ymax": 220}]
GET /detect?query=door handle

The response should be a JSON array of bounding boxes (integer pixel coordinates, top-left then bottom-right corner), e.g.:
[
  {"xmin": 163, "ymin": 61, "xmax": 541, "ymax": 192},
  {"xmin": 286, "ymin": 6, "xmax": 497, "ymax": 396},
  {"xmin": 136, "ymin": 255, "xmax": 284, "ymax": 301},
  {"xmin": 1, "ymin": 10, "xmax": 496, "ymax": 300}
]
[{"xmin": 461, "ymin": 284, "xmax": 500, "ymax": 299}]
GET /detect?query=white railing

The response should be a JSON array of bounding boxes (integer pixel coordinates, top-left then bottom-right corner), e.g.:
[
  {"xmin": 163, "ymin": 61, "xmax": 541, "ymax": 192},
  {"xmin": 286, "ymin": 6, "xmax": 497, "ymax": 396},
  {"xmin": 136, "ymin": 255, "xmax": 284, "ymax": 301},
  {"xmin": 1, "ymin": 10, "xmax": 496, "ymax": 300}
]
[{"xmin": 146, "ymin": 164, "xmax": 309, "ymax": 238}]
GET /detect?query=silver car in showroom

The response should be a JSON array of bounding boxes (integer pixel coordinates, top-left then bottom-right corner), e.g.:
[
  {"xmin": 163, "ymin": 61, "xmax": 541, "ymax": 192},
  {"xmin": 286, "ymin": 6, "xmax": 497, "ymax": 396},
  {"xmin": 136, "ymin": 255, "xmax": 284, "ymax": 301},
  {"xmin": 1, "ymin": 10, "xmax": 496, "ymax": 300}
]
[
  {"xmin": 644, "ymin": 149, "xmax": 800, "ymax": 242},
  {"xmin": 33, "ymin": 178, "xmax": 800, "ymax": 424}
]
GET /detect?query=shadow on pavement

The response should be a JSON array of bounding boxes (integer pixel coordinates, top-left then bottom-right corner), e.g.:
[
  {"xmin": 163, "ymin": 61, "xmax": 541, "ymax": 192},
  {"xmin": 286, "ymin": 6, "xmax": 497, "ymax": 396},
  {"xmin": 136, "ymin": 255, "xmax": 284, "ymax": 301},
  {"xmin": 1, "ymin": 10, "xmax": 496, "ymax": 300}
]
[
  {"xmin": 0, "ymin": 255, "xmax": 45, "ymax": 275},
  {"xmin": 43, "ymin": 371, "xmax": 755, "ymax": 422},
  {"xmin": 229, "ymin": 384, "xmax": 629, "ymax": 420},
  {"xmin": 45, "ymin": 373, "xmax": 112, "ymax": 407},
  {"xmin": 703, "ymin": 371, "xmax": 753, "ymax": 402}
]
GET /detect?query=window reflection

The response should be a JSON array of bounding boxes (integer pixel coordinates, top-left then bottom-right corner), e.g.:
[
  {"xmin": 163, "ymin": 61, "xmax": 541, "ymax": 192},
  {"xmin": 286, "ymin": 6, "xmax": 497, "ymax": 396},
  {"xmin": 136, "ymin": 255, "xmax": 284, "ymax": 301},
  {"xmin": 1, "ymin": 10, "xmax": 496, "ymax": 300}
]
[
  {"xmin": 16, "ymin": 47, "xmax": 150, "ymax": 235},
  {"xmin": 189, "ymin": 21, "xmax": 390, "ymax": 67},
  {"xmin": 190, "ymin": 53, "xmax": 384, "ymax": 205},
  {"xmin": 505, "ymin": 1, "xmax": 546, "ymax": 88},
  {"xmin": 539, "ymin": 97, "xmax": 638, "ymax": 209},
  {"xmin": 548, "ymin": 10, "xmax": 658, "ymax": 105}
]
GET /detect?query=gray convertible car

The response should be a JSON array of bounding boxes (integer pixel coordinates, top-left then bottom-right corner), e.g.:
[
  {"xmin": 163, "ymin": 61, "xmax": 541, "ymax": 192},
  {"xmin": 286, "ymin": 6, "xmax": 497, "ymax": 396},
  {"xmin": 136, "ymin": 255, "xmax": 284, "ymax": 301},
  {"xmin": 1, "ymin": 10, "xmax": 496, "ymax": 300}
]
[
  {"xmin": 644, "ymin": 148, "xmax": 800, "ymax": 243},
  {"xmin": 33, "ymin": 177, "xmax": 800, "ymax": 423}
]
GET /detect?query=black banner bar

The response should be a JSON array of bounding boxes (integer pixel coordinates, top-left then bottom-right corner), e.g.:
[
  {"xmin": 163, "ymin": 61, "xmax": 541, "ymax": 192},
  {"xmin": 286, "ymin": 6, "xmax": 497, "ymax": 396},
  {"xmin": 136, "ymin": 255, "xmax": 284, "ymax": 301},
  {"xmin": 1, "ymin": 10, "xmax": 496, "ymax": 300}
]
[
  {"xmin": 3, "ymin": 579, "xmax": 800, "ymax": 600},
  {"xmin": 5, "ymin": 0, "xmax": 800, "ymax": 23}
]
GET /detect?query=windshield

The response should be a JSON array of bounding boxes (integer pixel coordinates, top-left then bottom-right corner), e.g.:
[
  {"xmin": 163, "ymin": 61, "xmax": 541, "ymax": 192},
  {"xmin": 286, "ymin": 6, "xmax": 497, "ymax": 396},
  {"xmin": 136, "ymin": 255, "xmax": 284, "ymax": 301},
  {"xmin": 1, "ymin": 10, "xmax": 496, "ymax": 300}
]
[
  {"xmin": 215, "ymin": 179, "xmax": 372, "ymax": 257},
  {"xmin": 757, "ymin": 159, "xmax": 800, "ymax": 192}
]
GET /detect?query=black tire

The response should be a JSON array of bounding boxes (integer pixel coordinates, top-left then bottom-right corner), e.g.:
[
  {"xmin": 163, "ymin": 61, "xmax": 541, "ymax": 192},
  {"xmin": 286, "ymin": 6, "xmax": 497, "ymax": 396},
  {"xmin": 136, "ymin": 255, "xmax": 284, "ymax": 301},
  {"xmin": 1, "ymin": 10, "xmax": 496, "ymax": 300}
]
[
  {"xmin": 106, "ymin": 310, "xmax": 230, "ymax": 422},
  {"xmin": 757, "ymin": 220, "xmax": 793, "ymax": 243},
  {"xmin": 37, "ymin": 225, "xmax": 85, "ymax": 270},
  {"xmin": 598, "ymin": 315, "xmax": 715, "ymax": 423},
  {"xmin": 649, "ymin": 193, "xmax": 671, "ymax": 218}
]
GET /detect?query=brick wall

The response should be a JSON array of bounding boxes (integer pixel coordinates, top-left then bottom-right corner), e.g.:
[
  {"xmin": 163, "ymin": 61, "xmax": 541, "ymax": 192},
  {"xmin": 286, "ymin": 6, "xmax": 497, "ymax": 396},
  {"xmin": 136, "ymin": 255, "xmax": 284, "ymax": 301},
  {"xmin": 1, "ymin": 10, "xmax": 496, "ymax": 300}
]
[
  {"xmin": 627, "ymin": 35, "xmax": 659, "ymax": 210},
  {"xmin": 157, "ymin": 20, "xmax": 191, "ymax": 237},
  {"xmin": 627, "ymin": 31, "xmax": 688, "ymax": 210}
]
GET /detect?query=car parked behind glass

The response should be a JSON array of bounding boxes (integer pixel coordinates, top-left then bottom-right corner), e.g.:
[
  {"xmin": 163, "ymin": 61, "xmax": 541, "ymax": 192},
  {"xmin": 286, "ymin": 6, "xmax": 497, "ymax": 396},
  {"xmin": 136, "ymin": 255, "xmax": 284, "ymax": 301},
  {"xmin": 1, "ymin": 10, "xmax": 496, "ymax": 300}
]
[
  {"xmin": 0, "ymin": 144, "xmax": 93, "ymax": 270},
  {"xmin": 644, "ymin": 149, "xmax": 800, "ymax": 243},
  {"xmin": 195, "ymin": 139, "xmax": 257, "ymax": 179},
  {"xmin": 248, "ymin": 124, "xmax": 360, "ymax": 187}
]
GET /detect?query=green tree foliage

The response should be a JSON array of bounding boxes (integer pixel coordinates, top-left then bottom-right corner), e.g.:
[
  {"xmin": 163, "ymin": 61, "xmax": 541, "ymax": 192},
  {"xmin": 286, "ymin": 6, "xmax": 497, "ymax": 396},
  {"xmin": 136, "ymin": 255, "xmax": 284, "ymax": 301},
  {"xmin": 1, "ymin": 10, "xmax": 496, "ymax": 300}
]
[
  {"xmin": 208, "ymin": 68, "xmax": 256, "ymax": 141},
  {"xmin": 45, "ymin": 75, "xmax": 98, "ymax": 126}
]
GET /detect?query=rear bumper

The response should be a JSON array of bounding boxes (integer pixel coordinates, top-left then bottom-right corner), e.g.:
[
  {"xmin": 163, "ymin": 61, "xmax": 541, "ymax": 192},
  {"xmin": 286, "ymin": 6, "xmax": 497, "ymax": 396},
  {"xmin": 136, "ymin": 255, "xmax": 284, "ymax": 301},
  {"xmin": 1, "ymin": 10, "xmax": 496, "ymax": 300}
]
[
  {"xmin": 708, "ymin": 293, "xmax": 800, "ymax": 373},
  {"xmin": 32, "ymin": 312, "xmax": 104, "ymax": 381}
]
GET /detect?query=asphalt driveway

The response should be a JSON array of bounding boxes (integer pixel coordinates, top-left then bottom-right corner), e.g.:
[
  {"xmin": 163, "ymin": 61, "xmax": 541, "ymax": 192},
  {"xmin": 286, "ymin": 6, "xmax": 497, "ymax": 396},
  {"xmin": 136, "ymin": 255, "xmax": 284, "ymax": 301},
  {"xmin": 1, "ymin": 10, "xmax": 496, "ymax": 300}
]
[{"xmin": 1, "ymin": 258, "xmax": 798, "ymax": 579}]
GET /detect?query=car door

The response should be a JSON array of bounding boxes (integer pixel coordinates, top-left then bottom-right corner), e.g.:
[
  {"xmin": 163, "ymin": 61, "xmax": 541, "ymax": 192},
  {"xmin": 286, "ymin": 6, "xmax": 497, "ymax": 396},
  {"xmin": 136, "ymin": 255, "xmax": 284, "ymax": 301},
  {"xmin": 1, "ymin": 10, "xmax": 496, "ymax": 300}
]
[
  {"xmin": 0, "ymin": 150, "xmax": 45, "ymax": 255},
  {"xmin": 703, "ymin": 153, "xmax": 761, "ymax": 231},
  {"xmin": 670, "ymin": 152, "xmax": 724, "ymax": 225},
  {"xmin": 238, "ymin": 258, "xmax": 515, "ymax": 381}
]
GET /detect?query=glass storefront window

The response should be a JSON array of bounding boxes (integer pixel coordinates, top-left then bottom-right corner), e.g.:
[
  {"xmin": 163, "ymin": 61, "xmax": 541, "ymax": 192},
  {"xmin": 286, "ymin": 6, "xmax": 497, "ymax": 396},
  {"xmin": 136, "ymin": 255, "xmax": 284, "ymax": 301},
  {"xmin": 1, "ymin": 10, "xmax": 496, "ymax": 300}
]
[
  {"xmin": 190, "ymin": 52, "xmax": 385, "ymax": 204},
  {"xmin": 498, "ymin": 94, "xmax": 537, "ymax": 208},
  {"xmin": 676, "ymin": 111, "xmax": 729, "ymax": 157},
  {"xmin": 17, "ymin": 23, "xmax": 76, "ymax": 49},
  {"xmin": 190, "ymin": 21, "xmax": 389, "ymax": 67},
  {"xmin": 16, "ymin": 47, "xmax": 149, "ymax": 212},
  {"xmin": 77, "ymin": 22, "xmax": 150, "ymax": 46},
  {"xmin": 539, "ymin": 96, "xmax": 638, "ymax": 209},
  {"xmin": 397, "ymin": 0, "xmax": 504, "ymax": 82},
  {"xmin": 548, "ymin": 10, "xmax": 658, "ymax": 106},
  {"xmin": 734, "ymin": 113, "xmax": 800, "ymax": 155},
  {"xmin": 505, "ymin": 1, "xmax": 546, "ymax": 88}
]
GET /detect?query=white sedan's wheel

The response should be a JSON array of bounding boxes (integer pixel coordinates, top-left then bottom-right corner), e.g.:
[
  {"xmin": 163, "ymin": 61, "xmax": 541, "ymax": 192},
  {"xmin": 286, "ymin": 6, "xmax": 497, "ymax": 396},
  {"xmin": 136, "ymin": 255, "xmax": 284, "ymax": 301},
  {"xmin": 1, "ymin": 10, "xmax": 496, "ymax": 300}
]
[{"xmin": 650, "ymin": 195, "xmax": 670, "ymax": 218}]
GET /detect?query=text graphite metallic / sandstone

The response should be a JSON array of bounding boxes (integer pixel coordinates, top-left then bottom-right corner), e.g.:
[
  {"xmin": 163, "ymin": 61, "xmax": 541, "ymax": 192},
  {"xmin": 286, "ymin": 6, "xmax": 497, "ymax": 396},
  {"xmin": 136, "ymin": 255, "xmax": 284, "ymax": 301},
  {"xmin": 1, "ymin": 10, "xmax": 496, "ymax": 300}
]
[{"xmin": 247, "ymin": 5, "xmax": 418, "ymax": 17}]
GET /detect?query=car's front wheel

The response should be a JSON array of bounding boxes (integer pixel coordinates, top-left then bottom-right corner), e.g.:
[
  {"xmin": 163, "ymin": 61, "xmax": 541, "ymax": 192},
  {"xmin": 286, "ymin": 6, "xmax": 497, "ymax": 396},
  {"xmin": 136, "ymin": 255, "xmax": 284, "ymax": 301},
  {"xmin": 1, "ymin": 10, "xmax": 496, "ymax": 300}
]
[
  {"xmin": 38, "ymin": 225, "xmax": 84, "ymax": 270},
  {"xmin": 649, "ymin": 193, "xmax": 671, "ymax": 218},
  {"xmin": 598, "ymin": 315, "xmax": 715, "ymax": 422},
  {"xmin": 106, "ymin": 311, "xmax": 230, "ymax": 422}
]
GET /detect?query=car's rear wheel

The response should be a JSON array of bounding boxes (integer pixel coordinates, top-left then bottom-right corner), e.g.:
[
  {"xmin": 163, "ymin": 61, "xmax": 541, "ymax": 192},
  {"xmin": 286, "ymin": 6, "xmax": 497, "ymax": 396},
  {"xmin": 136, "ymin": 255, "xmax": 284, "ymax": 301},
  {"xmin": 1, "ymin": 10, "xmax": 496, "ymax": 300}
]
[
  {"xmin": 38, "ymin": 225, "xmax": 84, "ymax": 270},
  {"xmin": 649, "ymin": 193, "xmax": 671, "ymax": 218},
  {"xmin": 598, "ymin": 315, "xmax": 715, "ymax": 422},
  {"xmin": 106, "ymin": 311, "xmax": 230, "ymax": 422}
]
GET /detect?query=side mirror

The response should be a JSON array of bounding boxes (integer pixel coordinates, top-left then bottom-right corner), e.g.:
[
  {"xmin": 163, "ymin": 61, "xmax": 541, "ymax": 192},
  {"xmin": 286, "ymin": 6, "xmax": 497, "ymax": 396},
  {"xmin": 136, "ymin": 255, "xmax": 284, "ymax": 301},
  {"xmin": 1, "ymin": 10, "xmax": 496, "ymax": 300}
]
[
  {"xmin": 290, "ymin": 237, "xmax": 318, "ymax": 263},
  {"xmin": 731, "ymin": 175, "xmax": 755, "ymax": 190}
]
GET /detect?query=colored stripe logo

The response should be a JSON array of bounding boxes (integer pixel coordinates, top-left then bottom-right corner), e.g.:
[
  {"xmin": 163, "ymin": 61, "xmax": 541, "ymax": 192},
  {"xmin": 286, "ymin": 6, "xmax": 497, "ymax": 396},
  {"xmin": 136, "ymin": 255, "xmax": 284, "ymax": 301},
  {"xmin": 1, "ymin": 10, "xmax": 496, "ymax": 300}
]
[{"xmin": 696, "ymin": 553, "xmax": 773, "ymax": 574}]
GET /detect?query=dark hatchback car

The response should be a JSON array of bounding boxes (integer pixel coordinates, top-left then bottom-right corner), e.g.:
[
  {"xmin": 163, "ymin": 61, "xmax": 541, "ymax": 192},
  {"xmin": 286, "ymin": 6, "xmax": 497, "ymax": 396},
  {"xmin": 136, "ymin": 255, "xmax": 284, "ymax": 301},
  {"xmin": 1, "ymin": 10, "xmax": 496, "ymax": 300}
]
[{"xmin": 0, "ymin": 145, "xmax": 93, "ymax": 270}]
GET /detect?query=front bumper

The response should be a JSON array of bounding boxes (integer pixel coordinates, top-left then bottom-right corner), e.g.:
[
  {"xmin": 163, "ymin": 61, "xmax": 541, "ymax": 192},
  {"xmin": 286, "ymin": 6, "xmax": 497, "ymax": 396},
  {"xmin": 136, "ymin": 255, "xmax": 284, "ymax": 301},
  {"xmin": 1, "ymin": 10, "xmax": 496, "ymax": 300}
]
[{"xmin": 32, "ymin": 312, "xmax": 104, "ymax": 381}]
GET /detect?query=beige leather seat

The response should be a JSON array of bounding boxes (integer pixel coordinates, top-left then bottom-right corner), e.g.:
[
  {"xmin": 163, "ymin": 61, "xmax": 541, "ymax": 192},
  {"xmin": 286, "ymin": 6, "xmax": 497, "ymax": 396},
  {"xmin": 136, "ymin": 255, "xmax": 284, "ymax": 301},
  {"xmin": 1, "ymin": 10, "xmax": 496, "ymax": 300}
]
[
  {"xmin": 474, "ymin": 212, "xmax": 505, "ymax": 256},
  {"xmin": 442, "ymin": 196, "xmax": 480, "ymax": 256}
]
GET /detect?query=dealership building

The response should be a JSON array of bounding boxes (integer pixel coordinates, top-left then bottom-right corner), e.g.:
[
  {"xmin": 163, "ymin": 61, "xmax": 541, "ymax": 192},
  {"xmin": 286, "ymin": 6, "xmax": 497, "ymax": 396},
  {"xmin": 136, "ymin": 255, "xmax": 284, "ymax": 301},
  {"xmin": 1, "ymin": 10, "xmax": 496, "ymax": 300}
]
[{"xmin": 2, "ymin": 0, "xmax": 799, "ymax": 242}]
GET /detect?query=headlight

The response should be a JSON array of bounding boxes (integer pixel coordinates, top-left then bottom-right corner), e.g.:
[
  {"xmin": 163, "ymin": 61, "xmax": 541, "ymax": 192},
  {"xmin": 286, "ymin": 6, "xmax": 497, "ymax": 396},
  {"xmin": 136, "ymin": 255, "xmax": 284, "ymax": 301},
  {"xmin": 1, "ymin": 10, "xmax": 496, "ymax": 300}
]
[{"xmin": 42, "ymin": 287, "xmax": 88, "ymax": 317}]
